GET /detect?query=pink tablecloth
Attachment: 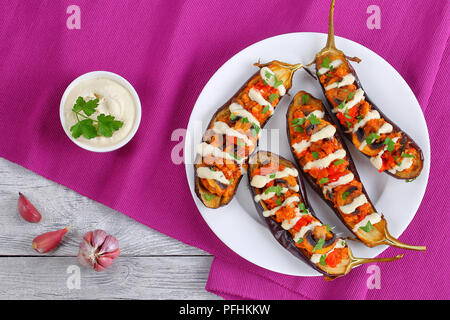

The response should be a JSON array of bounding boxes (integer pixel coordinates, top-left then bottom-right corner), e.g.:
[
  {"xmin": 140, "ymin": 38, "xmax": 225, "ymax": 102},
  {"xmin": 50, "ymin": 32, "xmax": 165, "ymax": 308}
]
[{"xmin": 1, "ymin": 0, "xmax": 449, "ymax": 299}]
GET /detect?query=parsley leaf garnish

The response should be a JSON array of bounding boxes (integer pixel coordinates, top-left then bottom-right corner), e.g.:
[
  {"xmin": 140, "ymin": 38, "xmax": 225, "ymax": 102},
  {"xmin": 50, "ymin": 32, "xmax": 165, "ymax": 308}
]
[
  {"xmin": 342, "ymin": 191, "xmax": 350, "ymax": 200},
  {"xmin": 302, "ymin": 94, "xmax": 309, "ymax": 105},
  {"xmin": 269, "ymin": 93, "xmax": 279, "ymax": 103},
  {"xmin": 334, "ymin": 159, "xmax": 344, "ymax": 166},
  {"xmin": 313, "ymin": 238, "xmax": 325, "ymax": 252},
  {"xmin": 262, "ymin": 105, "xmax": 270, "ymax": 114},
  {"xmin": 309, "ymin": 114, "xmax": 321, "ymax": 125},
  {"xmin": 70, "ymin": 96, "xmax": 124, "ymax": 140},
  {"xmin": 319, "ymin": 177, "xmax": 329, "ymax": 184},
  {"xmin": 401, "ymin": 153, "xmax": 414, "ymax": 158},
  {"xmin": 320, "ymin": 254, "xmax": 327, "ymax": 266},
  {"xmin": 97, "ymin": 114, "xmax": 124, "ymax": 138},
  {"xmin": 384, "ymin": 137, "xmax": 395, "ymax": 154},
  {"xmin": 360, "ymin": 221, "xmax": 374, "ymax": 233},
  {"xmin": 366, "ymin": 132, "xmax": 380, "ymax": 145},
  {"xmin": 203, "ymin": 193, "xmax": 215, "ymax": 201},
  {"xmin": 312, "ymin": 151, "xmax": 319, "ymax": 159}
]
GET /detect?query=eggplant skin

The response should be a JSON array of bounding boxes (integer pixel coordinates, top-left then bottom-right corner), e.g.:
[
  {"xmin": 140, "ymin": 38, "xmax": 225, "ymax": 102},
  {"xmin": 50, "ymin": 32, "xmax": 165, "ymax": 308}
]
[
  {"xmin": 247, "ymin": 151, "xmax": 340, "ymax": 278},
  {"xmin": 316, "ymin": 57, "xmax": 424, "ymax": 180},
  {"xmin": 286, "ymin": 91, "xmax": 383, "ymax": 244}
]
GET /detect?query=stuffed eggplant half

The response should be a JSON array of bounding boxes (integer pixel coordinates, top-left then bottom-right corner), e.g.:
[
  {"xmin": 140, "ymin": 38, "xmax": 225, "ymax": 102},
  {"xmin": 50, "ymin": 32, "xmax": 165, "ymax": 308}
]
[
  {"xmin": 248, "ymin": 151, "xmax": 403, "ymax": 280},
  {"xmin": 287, "ymin": 91, "xmax": 425, "ymax": 251},
  {"xmin": 310, "ymin": 0, "xmax": 423, "ymax": 180},
  {"xmin": 195, "ymin": 60, "xmax": 304, "ymax": 208}
]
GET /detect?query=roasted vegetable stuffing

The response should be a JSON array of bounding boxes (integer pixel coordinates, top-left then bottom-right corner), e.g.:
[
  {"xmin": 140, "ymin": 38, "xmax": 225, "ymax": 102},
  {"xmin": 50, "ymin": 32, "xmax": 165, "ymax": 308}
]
[
  {"xmin": 194, "ymin": 60, "xmax": 305, "ymax": 208},
  {"xmin": 248, "ymin": 151, "xmax": 403, "ymax": 280},
  {"xmin": 311, "ymin": 0, "xmax": 423, "ymax": 180},
  {"xmin": 287, "ymin": 91, "xmax": 425, "ymax": 250}
]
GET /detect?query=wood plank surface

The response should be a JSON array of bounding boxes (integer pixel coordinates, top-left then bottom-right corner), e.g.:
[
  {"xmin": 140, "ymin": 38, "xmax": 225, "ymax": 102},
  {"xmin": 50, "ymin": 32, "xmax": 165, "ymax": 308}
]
[{"xmin": 0, "ymin": 158, "xmax": 219, "ymax": 300}]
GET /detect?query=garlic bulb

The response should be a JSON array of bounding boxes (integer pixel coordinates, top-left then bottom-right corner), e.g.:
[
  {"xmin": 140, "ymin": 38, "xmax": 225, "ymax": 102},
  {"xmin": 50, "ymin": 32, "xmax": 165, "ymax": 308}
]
[{"xmin": 77, "ymin": 230, "xmax": 120, "ymax": 271}]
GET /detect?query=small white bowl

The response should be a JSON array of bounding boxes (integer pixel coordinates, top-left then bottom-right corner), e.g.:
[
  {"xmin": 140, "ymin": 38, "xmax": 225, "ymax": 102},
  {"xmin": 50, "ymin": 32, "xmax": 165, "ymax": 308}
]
[{"xmin": 60, "ymin": 71, "xmax": 142, "ymax": 152}]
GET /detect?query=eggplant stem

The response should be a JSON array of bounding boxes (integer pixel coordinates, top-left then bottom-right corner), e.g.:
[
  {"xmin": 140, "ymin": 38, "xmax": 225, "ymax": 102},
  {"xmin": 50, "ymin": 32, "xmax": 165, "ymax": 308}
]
[
  {"xmin": 345, "ymin": 253, "xmax": 404, "ymax": 275},
  {"xmin": 379, "ymin": 223, "xmax": 426, "ymax": 251},
  {"xmin": 325, "ymin": 0, "xmax": 337, "ymax": 51}
]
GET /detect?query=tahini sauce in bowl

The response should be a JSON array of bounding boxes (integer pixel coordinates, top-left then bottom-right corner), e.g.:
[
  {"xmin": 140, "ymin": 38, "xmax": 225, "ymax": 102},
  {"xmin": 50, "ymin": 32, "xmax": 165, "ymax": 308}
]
[{"xmin": 60, "ymin": 71, "xmax": 141, "ymax": 152}]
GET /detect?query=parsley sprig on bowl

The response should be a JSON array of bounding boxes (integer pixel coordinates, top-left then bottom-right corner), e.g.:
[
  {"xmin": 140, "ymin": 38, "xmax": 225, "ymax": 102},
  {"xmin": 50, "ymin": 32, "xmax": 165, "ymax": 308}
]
[{"xmin": 70, "ymin": 97, "xmax": 123, "ymax": 140}]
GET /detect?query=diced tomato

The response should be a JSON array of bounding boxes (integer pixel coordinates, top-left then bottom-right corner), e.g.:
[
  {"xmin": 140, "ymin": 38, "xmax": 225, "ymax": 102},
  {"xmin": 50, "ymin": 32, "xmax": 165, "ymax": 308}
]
[{"xmin": 293, "ymin": 215, "xmax": 314, "ymax": 232}]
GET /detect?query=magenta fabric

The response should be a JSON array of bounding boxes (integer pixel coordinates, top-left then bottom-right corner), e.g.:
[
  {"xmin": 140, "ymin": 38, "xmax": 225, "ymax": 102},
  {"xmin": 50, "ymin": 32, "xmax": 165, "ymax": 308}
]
[{"xmin": 0, "ymin": 0, "xmax": 449, "ymax": 299}]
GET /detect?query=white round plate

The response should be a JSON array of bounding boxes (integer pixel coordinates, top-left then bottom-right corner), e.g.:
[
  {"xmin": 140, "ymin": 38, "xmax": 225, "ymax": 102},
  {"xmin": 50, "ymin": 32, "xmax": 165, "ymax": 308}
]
[{"xmin": 185, "ymin": 32, "xmax": 430, "ymax": 276}]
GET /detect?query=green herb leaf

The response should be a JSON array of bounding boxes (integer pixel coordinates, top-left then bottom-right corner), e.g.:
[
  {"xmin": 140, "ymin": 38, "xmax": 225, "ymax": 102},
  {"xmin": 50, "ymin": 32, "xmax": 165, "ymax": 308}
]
[
  {"xmin": 337, "ymin": 100, "xmax": 346, "ymax": 109},
  {"xmin": 302, "ymin": 94, "xmax": 309, "ymax": 105},
  {"xmin": 334, "ymin": 159, "xmax": 344, "ymax": 166},
  {"xmin": 297, "ymin": 237, "xmax": 304, "ymax": 244},
  {"xmin": 97, "ymin": 114, "xmax": 124, "ymax": 138},
  {"xmin": 269, "ymin": 93, "xmax": 279, "ymax": 103},
  {"xmin": 313, "ymin": 238, "xmax": 325, "ymax": 252},
  {"xmin": 298, "ymin": 202, "xmax": 308, "ymax": 214},
  {"xmin": 309, "ymin": 114, "xmax": 321, "ymax": 125},
  {"xmin": 321, "ymin": 56, "xmax": 330, "ymax": 69},
  {"xmin": 240, "ymin": 117, "xmax": 249, "ymax": 124},
  {"xmin": 347, "ymin": 91, "xmax": 355, "ymax": 100},
  {"xmin": 319, "ymin": 177, "xmax": 329, "ymax": 184},
  {"xmin": 70, "ymin": 118, "xmax": 98, "ymax": 139},
  {"xmin": 406, "ymin": 177, "xmax": 417, "ymax": 183},
  {"xmin": 384, "ymin": 137, "xmax": 395, "ymax": 153},
  {"xmin": 273, "ymin": 74, "xmax": 283, "ymax": 88},
  {"xmin": 401, "ymin": 153, "xmax": 414, "ymax": 158},
  {"xmin": 357, "ymin": 115, "xmax": 363, "ymax": 123},
  {"xmin": 312, "ymin": 151, "xmax": 319, "ymax": 159},
  {"xmin": 276, "ymin": 198, "xmax": 282, "ymax": 206},
  {"xmin": 342, "ymin": 191, "xmax": 350, "ymax": 200},
  {"xmin": 264, "ymin": 71, "xmax": 272, "ymax": 79},
  {"xmin": 291, "ymin": 118, "xmax": 306, "ymax": 126},
  {"xmin": 262, "ymin": 105, "xmax": 270, "ymax": 114},
  {"xmin": 203, "ymin": 193, "xmax": 215, "ymax": 201},
  {"xmin": 269, "ymin": 173, "xmax": 276, "ymax": 179},
  {"xmin": 325, "ymin": 224, "xmax": 332, "ymax": 232},
  {"xmin": 360, "ymin": 220, "xmax": 374, "ymax": 233},
  {"xmin": 264, "ymin": 185, "xmax": 283, "ymax": 196},
  {"xmin": 320, "ymin": 254, "xmax": 327, "ymax": 266},
  {"xmin": 366, "ymin": 132, "xmax": 380, "ymax": 145},
  {"xmin": 72, "ymin": 97, "xmax": 99, "ymax": 117},
  {"xmin": 230, "ymin": 114, "xmax": 237, "ymax": 120}
]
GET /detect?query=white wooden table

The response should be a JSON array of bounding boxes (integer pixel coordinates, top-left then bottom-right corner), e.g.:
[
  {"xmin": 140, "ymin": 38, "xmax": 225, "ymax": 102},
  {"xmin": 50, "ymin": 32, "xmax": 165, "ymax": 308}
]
[{"xmin": 0, "ymin": 157, "xmax": 220, "ymax": 300}]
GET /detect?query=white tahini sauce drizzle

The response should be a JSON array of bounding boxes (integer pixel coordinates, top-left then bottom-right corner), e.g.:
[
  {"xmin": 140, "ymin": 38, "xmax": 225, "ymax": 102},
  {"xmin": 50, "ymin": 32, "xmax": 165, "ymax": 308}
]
[
  {"xmin": 293, "ymin": 140, "xmax": 311, "ymax": 154},
  {"xmin": 262, "ymin": 196, "xmax": 300, "ymax": 217},
  {"xmin": 349, "ymin": 110, "xmax": 380, "ymax": 133},
  {"xmin": 250, "ymin": 167, "xmax": 298, "ymax": 188},
  {"xmin": 370, "ymin": 137, "xmax": 400, "ymax": 170},
  {"xmin": 196, "ymin": 167, "xmax": 230, "ymax": 185},
  {"xmin": 310, "ymin": 125, "xmax": 336, "ymax": 142},
  {"xmin": 324, "ymin": 74, "xmax": 356, "ymax": 91},
  {"xmin": 196, "ymin": 142, "xmax": 245, "ymax": 165},
  {"xmin": 353, "ymin": 212, "xmax": 382, "ymax": 232},
  {"xmin": 303, "ymin": 149, "xmax": 346, "ymax": 170},
  {"xmin": 292, "ymin": 125, "xmax": 335, "ymax": 154},
  {"xmin": 212, "ymin": 121, "xmax": 253, "ymax": 146},
  {"xmin": 260, "ymin": 67, "xmax": 286, "ymax": 96},
  {"xmin": 317, "ymin": 59, "xmax": 343, "ymax": 76},
  {"xmin": 249, "ymin": 88, "xmax": 273, "ymax": 114},
  {"xmin": 293, "ymin": 221, "xmax": 322, "ymax": 243},
  {"xmin": 358, "ymin": 122, "xmax": 393, "ymax": 151},
  {"xmin": 333, "ymin": 88, "xmax": 365, "ymax": 114},
  {"xmin": 388, "ymin": 155, "xmax": 414, "ymax": 174},
  {"xmin": 254, "ymin": 187, "xmax": 289, "ymax": 202},
  {"xmin": 339, "ymin": 194, "xmax": 368, "ymax": 214},
  {"xmin": 322, "ymin": 172, "xmax": 355, "ymax": 196},
  {"xmin": 229, "ymin": 103, "xmax": 261, "ymax": 129}
]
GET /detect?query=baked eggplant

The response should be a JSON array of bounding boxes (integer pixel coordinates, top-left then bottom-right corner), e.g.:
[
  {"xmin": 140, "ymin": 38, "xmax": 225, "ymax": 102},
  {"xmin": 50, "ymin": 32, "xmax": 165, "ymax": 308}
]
[
  {"xmin": 310, "ymin": 0, "xmax": 424, "ymax": 180},
  {"xmin": 248, "ymin": 151, "xmax": 403, "ymax": 280},
  {"xmin": 287, "ymin": 91, "xmax": 425, "ymax": 250},
  {"xmin": 195, "ymin": 60, "xmax": 305, "ymax": 208}
]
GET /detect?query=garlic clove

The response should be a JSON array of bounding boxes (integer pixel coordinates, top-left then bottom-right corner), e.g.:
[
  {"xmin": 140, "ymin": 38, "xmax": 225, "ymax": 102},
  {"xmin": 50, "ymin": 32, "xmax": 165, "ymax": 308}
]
[
  {"xmin": 77, "ymin": 229, "xmax": 120, "ymax": 271},
  {"xmin": 32, "ymin": 226, "xmax": 70, "ymax": 253},
  {"xmin": 18, "ymin": 192, "xmax": 42, "ymax": 223}
]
